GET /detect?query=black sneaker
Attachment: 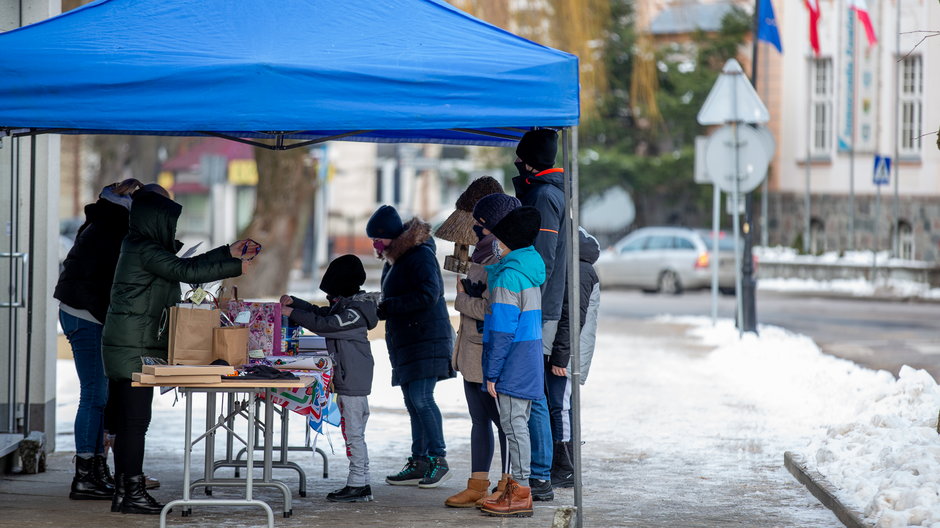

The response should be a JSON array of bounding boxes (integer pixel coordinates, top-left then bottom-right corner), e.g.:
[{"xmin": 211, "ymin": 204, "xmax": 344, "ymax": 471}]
[
  {"xmin": 529, "ymin": 478, "xmax": 554, "ymax": 501},
  {"xmin": 326, "ymin": 485, "xmax": 373, "ymax": 502},
  {"xmin": 418, "ymin": 456, "xmax": 452, "ymax": 488},
  {"xmin": 385, "ymin": 456, "xmax": 429, "ymax": 486}
]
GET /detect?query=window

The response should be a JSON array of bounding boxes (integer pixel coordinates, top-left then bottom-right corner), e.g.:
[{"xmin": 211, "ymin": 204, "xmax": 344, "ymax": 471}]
[
  {"xmin": 646, "ymin": 236, "xmax": 673, "ymax": 250},
  {"xmin": 895, "ymin": 221, "xmax": 914, "ymax": 260},
  {"xmin": 898, "ymin": 55, "xmax": 923, "ymax": 155},
  {"xmin": 810, "ymin": 58, "xmax": 833, "ymax": 156},
  {"xmin": 809, "ymin": 218, "xmax": 825, "ymax": 255},
  {"xmin": 620, "ymin": 237, "xmax": 648, "ymax": 253},
  {"xmin": 674, "ymin": 237, "xmax": 696, "ymax": 250}
]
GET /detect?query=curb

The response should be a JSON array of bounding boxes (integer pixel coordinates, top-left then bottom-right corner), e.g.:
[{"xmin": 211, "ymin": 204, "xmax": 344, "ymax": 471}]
[{"xmin": 784, "ymin": 451, "xmax": 874, "ymax": 528}]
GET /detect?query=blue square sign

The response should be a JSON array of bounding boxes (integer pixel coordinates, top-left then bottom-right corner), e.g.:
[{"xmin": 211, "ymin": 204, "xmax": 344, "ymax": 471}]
[{"xmin": 873, "ymin": 155, "xmax": 891, "ymax": 186}]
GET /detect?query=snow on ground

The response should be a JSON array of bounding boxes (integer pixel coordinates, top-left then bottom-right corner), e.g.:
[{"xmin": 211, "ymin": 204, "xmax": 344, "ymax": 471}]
[{"xmin": 56, "ymin": 318, "xmax": 940, "ymax": 526}]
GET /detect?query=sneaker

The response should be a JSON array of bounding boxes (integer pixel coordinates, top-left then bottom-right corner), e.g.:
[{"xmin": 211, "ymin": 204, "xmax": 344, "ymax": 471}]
[
  {"xmin": 528, "ymin": 477, "xmax": 554, "ymax": 501},
  {"xmin": 326, "ymin": 485, "xmax": 373, "ymax": 502},
  {"xmin": 418, "ymin": 456, "xmax": 452, "ymax": 488},
  {"xmin": 385, "ymin": 456, "xmax": 429, "ymax": 486}
]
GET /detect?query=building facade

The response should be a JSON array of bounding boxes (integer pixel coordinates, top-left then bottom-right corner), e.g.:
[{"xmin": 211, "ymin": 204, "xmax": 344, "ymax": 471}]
[{"xmin": 772, "ymin": 0, "xmax": 939, "ymax": 261}]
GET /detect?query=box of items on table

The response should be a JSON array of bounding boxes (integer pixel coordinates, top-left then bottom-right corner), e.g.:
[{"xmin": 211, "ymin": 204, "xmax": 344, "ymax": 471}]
[{"xmin": 151, "ymin": 301, "xmax": 332, "ymax": 383}]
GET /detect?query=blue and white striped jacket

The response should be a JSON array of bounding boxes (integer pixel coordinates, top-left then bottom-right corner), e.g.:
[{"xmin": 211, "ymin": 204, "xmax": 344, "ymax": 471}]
[{"xmin": 482, "ymin": 245, "xmax": 546, "ymax": 400}]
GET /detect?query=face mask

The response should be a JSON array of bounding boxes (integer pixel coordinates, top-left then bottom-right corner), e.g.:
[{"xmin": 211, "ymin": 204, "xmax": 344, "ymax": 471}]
[
  {"xmin": 514, "ymin": 160, "xmax": 529, "ymax": 176},
  {"xmin": 493, "ymin": 239, "xmax": 504, "ymax": 260},
  {"xmin": 373, "ymin": 239, "xmax": 387, "ymax": 256},
  {"xmin": 472, "ymin": 225, "xmax": 485, "ymax": 241},
  {"xmin": 326, "ymin": 294, "xmax": 337, "ymax": 303}
]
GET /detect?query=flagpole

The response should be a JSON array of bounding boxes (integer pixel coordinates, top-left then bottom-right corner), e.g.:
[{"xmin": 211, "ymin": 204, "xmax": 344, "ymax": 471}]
[
  {"xmin": 760, "ymin": 40, "xmax": 770, "ymax": 248},
  {"xmin": 892, "ymin": 0, "xmax": 901, "ymax": 257},
  {"xmin": 804, "ymin": 53, "xmax": 812, "ymax": 253},
  {"xmin": 848, "ymin": 6, "xmax": 856, "ymax": 253}
]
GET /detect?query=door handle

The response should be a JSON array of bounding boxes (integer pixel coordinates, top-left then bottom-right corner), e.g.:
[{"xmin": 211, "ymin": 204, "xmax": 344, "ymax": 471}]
[{"xmin": 0, "ymin": 252, "xmax": 27, "ymax": 308}]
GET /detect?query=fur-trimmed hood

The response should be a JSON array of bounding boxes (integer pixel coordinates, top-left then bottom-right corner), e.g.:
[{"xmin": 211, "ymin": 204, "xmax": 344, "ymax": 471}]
[{"xmin": 384, "ymin": 218, "xmax": 432, "ymax": 263}]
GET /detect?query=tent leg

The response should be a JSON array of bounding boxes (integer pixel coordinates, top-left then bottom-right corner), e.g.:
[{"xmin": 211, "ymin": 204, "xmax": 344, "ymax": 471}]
[{"xmin": 562, "ymin": 126, "xmax": 583, "ymax": 528}]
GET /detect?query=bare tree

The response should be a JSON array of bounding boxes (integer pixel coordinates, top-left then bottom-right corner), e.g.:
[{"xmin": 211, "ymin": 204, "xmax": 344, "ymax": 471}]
[{"xmin": 226, "ymin": 143, "xmax": 316, "ymax": 298}]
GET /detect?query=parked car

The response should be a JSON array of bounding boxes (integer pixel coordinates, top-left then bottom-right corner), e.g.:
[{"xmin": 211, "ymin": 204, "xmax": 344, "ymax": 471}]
[{"xmin": 596, "ymin": 226, "xmax": 754, "ymax": 294}]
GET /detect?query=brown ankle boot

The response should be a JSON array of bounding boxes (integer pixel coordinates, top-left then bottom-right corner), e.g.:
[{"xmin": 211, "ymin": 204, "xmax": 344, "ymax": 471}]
[
  {"xmin": 475, "ymin": 475, "xmax": 509, "ymax": 508},
  {"xmin": 444, "ymin": 478, "xmax": 489, "ymax": 508},
  {"xmin": 480, "ymin": 478, "xmax": 533, "ymax": 517}
]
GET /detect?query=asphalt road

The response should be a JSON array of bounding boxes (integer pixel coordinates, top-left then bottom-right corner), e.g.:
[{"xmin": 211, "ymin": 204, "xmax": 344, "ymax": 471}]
[{"xmin": 598, "ymin": 288, "xmax": 940, "ymax": 379}]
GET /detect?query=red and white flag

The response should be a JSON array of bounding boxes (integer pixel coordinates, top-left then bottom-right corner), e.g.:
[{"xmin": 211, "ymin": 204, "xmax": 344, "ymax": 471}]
[
  {"xmin": 848, "ymin": 0, "xmax": 878, "ymax": 46},
  {"xmin": 804, "ymin": 0, "xmax": 821, "ymax": 55}
]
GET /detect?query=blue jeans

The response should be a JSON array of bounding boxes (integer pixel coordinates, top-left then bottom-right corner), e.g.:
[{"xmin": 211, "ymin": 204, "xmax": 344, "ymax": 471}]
[
  {"xmin": 401, "ymin": 377, "xmax": 446, "ymax": 458},
  {"xmin": 528, "ymin": 396, "xmax": 553, "ymax": 480},
  {"xmin": 59, "ymin": 309, "xmax": 108, "ymax": 456},
  {"xmin": 546, "ymin": 361, "xmax": 573, "ymax": 443}
]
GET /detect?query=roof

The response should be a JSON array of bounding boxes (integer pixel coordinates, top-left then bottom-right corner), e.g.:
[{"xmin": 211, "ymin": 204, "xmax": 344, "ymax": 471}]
[
  {"xmin": 0, "ymin": 0, "xmax": 579, "ymax": 147},
  {"xmin": 650, "ymin": 2, "xmax": 737, "ymax": 35}
]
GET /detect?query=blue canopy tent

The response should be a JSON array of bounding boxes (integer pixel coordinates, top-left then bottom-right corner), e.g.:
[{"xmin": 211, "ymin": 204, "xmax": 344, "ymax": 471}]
[{"xmin": 0, "ymin": 0, "xmax": 586, "ymax": 525}]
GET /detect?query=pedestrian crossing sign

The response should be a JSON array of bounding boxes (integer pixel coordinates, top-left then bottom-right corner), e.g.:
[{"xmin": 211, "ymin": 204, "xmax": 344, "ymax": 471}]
[{"xmin": 873, "ymin": 155, "xmax": 891, "ymax": 186}]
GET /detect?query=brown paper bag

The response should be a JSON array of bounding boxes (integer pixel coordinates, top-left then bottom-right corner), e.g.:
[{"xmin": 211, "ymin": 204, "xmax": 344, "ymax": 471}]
[
  {"xmin": 167, "ymin": 305, "xmax": 220, "ymax": 365},
  {"xmin": 212, "ymin": 327, "xmax": 249, "ymax": 366}
]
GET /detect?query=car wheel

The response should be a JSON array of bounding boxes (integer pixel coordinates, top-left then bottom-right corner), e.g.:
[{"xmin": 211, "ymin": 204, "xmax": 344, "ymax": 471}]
[{"xmin": 658, "ymin": 270, "xmax": 682, "ymax": 295}]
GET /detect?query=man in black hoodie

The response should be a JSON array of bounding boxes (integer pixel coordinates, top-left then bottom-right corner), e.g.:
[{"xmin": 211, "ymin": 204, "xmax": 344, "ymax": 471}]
[{"xmin": 512, "ymin": 128, "xmax": 568, "ymax": 501}]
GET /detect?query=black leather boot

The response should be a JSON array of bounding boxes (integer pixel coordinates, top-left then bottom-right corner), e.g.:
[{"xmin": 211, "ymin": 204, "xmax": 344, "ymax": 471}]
[
  {"xmin": 93, "ymin": 455, "xmax": 116, "ymax": 491},
  {"xmin": 69, "ymin": 456, "xmax": 113, "ymax": 500},
  {"xmin": 110, "ymin": 473, "xmax": 124, "ymax": 513},
  {"xmin": 120, "ymin": 474, "xmax": 164, "ymax": 515}
]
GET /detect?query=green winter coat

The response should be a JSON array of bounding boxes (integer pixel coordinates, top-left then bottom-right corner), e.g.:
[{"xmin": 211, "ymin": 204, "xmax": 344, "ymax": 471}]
[{"xmin": 101, "ymin": 191, "xmax": 242, "ymax": 380}]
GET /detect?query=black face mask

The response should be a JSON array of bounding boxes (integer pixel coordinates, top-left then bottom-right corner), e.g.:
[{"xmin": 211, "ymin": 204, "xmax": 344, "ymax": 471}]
[
  {"xmin": 472, "ymin": 225, "xmax": 485, "ymax": 241},
  {"xmin": 326, "ymin": 294, "xmax": 337, "ymax": 303},
  {"xmin": 514, "ymin": 160, "xmax": 529, "ymax": 176}
]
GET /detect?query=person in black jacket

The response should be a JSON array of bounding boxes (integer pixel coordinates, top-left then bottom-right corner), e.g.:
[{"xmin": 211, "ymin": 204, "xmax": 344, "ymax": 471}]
[
  {"xmin": 54, "ymin": 178, "xmax": 141, "ymax": 501},
  {"xmin": 548, "ymin": 227, "xmax": 601, "ymax": 488},
  {"xmin": 367, "ymin": 205, "xmax": 456, "ymax": 489},
  {"xmin": 512, "ymin": 128, "xmax": 568, "ymax": 500},
  {"xmin": 280, "ymin": 254, "xmax": 380, "ymax": 503}
]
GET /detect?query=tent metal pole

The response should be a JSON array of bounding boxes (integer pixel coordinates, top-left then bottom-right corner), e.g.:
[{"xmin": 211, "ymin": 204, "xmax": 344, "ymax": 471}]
[
  {"xmin": 198, "ymin": 131, "xmax": 372, "ymax": 150},
  {"xmin": 24, "ymin": 133, "xmax": 35, "ymax": 435},
  {"xmin": 563, "ymin": 126, "xmax": 583, "ymax": 527}
]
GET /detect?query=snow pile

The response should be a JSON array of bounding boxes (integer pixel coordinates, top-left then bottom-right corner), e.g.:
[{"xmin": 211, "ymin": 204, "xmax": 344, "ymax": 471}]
[
  {"xmin": 759, "ymin": 277, "xmax": 940, "ymax": 300},
  {"xmin": 671, "ymin": 316, "xmax": 940, "ymax": 527},
  {"xmin": 807, "ymin": 366, "xmax": 940, "ymax": 528}
]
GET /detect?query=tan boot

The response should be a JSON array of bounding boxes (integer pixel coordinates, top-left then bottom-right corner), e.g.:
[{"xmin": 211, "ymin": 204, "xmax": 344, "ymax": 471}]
[
  {"xmin": 480, "ymin": 478, "xmax": 533, "ymax": 517},
  {"xmin": 475, "ymin": 474, "xmax": 509, "ymax": 508},
  {"xmin": 444, "ymin": 478, "xmax": 489, "ymax": 508}
]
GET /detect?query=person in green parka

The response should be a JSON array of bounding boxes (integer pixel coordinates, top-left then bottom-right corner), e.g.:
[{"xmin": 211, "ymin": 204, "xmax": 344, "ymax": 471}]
[{"xmin": 101, "ymin": 184, "xmax": 258, "ymax": 515}]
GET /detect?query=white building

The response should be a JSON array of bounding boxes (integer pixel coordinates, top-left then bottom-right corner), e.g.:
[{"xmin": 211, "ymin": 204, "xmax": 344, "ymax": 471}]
[{"xmin": 772, "ymin": 0, "xmax": 939, "ymax": 260}]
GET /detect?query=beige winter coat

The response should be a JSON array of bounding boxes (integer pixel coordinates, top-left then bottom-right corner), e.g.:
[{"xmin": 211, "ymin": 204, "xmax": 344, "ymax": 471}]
[{"xmin": 452, "ymin": 260, "xmax": 492, "ymax": 384}]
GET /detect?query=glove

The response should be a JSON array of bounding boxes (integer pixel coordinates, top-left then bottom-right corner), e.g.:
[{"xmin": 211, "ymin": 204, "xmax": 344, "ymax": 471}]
[
  {"xmin": 376, "ymin": 301, "xmax": 387, "ymax": 320},
  {"xmin": 461, "ymin": 279, "xmax": 486, "ymax": 298}
]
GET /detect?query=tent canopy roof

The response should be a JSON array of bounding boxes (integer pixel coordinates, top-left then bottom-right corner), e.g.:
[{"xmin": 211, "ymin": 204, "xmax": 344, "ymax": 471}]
[{"xmin": 0, "ymin": 0, "xmax": 579, "ymax": 147}]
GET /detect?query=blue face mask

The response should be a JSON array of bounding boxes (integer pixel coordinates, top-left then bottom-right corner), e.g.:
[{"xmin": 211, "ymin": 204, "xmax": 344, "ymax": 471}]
[{"xmin": 472, "ymin": 225, "xmax": 485, "ymax": 241}]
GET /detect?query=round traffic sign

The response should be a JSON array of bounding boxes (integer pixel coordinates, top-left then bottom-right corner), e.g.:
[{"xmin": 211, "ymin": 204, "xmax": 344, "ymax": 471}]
[{"xmin": 704, "ymin": 125, "xmax": 770, "ymax": 194}]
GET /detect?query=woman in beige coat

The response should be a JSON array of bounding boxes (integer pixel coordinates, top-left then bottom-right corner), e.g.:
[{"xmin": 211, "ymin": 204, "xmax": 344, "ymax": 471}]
[{"xmin": 444, "ymin": 228, "xmax": 511, "ymax": 508}]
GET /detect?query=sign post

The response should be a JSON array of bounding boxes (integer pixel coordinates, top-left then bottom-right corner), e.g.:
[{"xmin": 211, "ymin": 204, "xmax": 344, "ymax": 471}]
[
  {"xmin": 697, "ymin": 59, "xmax": 771, "ymax": 335},
  {"xmin": 871, "ymin": 155, "xmax": 891, "ymax": 281}
]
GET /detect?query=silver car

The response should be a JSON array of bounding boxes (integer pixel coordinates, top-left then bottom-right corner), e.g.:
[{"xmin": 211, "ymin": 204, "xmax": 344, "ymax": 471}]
[{"xmin": 596, "ymin": 226, "xmax": 747, "ymax": 294}]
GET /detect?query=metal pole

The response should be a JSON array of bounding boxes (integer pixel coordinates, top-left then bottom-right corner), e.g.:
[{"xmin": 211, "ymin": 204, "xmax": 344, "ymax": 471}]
[
  {"xmin": 804, "ymin": 56, "xmax": 813, "ymax": 253},
  {"xmin": 847, "ymin": 7, "xmax": 857, "ymax": 252},
  {"xmin": 732, "ymin": 122, "xmax": 744, "ymax": 336},
  {"xmin": 872, "ymin": 184, "xmax": 881, "ymax": 281},
  {"xmin": 760, "ymin": 42, "xmax": 770, "ymax": 248},
  {"xmin": 562, "ymin": 127, "xmax": 584, "ymax": 528},
  {"xmin": 891, "ymin": 0, "xmax": 901, "ymax": 256},
  {"xmin": 567, "ymin": 126, "xmax": 583, "ymax": 528},
  {"xmin": 739, "ymin": 8, "xmax": 760, "ymax": 334},
  {"xmin": 24, "ymin": 133, "xmax": 35, "ymax": 434},
  {"xmin": 711, "ymin": 184, "xmax": 720, "ymax": 325}
]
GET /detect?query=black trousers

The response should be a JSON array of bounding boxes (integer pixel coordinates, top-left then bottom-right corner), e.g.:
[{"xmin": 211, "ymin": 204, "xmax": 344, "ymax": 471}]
[{"xmin": 108, "ymin": 378, "xmax": 153, "ymax": 477}]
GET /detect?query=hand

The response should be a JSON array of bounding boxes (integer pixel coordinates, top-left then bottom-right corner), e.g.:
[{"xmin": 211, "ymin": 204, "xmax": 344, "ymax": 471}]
[
  {"xmin": 456, "ymin": 278, "xmax": 465, "ymax": 293},
  {"xmin": 279, "ymin": 295, "xmax": 293, "ymax": 307},
  {"xmin": 551, "ymin": 365, "xmax": 567, "ymax": 377},
  {"xmin": 241, "ymin": 260, "xmax": 251, "ymax": 274},
  {"xmin": 487, "ymin": 381, "xmax": 497, "ymax": 399},
  {"xmin": 230, "ymin": 239, "xmax": 261, "ymax": 259},
  {"xmin": 282, "ymin": 306, "xmax": 293, "ymax": 318}
]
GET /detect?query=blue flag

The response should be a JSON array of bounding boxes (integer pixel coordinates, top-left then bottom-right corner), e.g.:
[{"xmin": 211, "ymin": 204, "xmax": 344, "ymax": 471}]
[{"xmin": 757, "ymin": 0, "xmax": 783, "ymax": 53}]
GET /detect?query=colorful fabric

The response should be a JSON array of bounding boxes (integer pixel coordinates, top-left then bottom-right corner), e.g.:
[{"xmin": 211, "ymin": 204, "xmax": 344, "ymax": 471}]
[{"xmin": 483, "ymin": 245, "xmax": 546, "ymax": 400}]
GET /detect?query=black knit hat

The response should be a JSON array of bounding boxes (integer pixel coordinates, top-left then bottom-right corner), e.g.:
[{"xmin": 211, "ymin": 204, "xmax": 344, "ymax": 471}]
[
  {"xmin": 516, "ymin": 129, "xmax": 558, "ymax": 171},
  {"xmin": 366, "ymin": 205, "xmax": 404, "ymax": 239},
  {"xmin": 472, "ymin": 193, "xmax": 521, "ymax": 228},
  {"xmin": 319, "ymin": 254, "xmax": 366, "ymax": 297},
  {"xmin": 491, "ymin": 206, "xmax": 541, "ymax": 250}
]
